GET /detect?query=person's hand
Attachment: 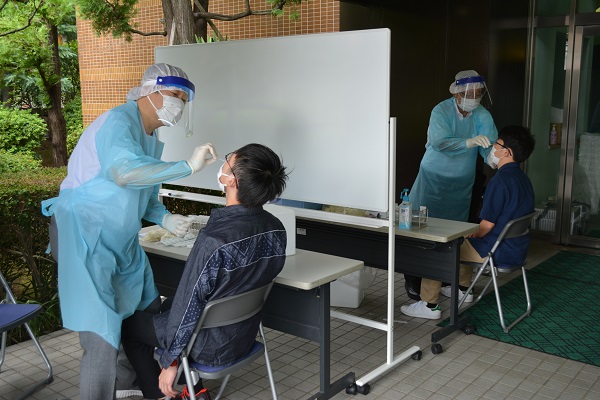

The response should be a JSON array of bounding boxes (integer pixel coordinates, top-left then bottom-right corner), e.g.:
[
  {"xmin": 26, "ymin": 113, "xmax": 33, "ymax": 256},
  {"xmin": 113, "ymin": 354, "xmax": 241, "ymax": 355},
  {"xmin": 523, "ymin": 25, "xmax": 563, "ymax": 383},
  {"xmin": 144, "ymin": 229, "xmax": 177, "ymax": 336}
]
[
  {"xmin": 466, "ymin": 135, "xmax": 491, "ymax": 149},
  {"xmin": 158, "ymin": 365, "xmax": 179, "ymax": 398},
  {"xmin": 187, "ymin": 143, "xmax": 217, "ymax": 173},
  {"xmin": 162, "ymin": 214, "xmax": 190, "ymax": 237}
]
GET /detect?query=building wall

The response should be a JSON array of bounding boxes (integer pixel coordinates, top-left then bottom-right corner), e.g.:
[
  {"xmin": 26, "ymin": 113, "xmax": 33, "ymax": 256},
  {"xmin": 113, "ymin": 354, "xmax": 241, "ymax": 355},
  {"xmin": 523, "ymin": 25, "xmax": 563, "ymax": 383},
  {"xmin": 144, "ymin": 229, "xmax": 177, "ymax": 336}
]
[{"xmin": 77, "ymin": 0, "xmax": 339, "ymax": 125}]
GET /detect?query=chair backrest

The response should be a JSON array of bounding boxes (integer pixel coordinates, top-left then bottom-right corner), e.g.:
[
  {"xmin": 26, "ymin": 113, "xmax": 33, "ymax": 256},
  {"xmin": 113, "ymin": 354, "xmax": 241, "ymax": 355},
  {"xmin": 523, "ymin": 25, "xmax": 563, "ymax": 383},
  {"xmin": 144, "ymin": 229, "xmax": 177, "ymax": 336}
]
[
  {"xmin": 489, "ymin": 211, "xmax": 537, "ymax": 256},
  {"xmin": 184, "ymin": 281, "xmax": 274, "ymax": 356}
]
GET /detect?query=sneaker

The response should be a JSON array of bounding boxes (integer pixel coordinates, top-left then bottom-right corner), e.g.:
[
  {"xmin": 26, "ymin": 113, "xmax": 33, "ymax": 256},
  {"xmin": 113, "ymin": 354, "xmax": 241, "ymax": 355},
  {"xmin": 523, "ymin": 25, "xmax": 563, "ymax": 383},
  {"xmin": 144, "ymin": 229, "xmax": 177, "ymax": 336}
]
[
  {"xmin": 400, "ymin": 300, "xmax": 441, "ymax": 320},
  {"xmin": 173, "ymin": 386, "xmax": 211, "ymax": 400},
  {"xmin": 439, "ymin": 286, "xmax": 473, "ymax": 303},
  {"xmin": 115, "ymin": 389, "xmax": 143, "ymax": 398}
]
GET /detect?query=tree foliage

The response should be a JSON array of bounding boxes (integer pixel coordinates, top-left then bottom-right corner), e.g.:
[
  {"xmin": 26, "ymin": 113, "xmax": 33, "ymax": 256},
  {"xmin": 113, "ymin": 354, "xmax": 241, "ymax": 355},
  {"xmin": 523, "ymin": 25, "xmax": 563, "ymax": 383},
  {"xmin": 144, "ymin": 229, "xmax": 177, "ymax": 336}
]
[
  {"xmin": 0, "ymin": 0, "xmax": 78, "ymax": 107},
  {"xmin": 75, "ymin": 0, "xmax": 305, "ymax": 44},
  {"xmin": 0, "ymin": 0, "xmax": 78, "ymax": 166}
]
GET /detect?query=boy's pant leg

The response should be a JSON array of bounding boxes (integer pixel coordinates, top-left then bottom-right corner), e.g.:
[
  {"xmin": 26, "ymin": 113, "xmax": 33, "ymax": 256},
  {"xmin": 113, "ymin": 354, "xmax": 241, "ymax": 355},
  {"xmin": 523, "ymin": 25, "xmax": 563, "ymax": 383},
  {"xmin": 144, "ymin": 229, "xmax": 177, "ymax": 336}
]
[{"xmin": 460, "ymin": 239, "xmax": 486, "ymax": 287}]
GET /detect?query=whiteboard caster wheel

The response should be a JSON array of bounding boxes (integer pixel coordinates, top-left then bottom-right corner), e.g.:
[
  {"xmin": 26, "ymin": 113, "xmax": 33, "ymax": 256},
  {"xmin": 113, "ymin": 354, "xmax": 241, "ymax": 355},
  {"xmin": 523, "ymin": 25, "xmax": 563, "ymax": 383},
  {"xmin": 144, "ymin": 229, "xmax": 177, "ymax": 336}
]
[
  {"xmin": 357, "ymin": 384, "xmax": 370, "ymax": 395},
  {"xmin": 431, "ymin": 343, "xmax": 443, "ymax": 354},
  {"xmin": 346, "ymin": 383, "xmax": 357, "ymax": 395},
  {"xmin": 463, "ymin": 325, "xmax": 476, "ymax": 335},
  {"xmin": 411, "ymin": 350, "xmax": 422, "ymax": 360}
]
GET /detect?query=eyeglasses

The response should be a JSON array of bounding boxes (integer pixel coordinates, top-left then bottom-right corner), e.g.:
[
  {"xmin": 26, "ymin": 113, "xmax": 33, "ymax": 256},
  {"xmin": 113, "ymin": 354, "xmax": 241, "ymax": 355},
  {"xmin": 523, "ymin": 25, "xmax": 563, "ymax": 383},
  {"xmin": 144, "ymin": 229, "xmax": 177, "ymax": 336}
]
[
  {"xmin": 494, "ymin": 141, "xmax": 512, "ymax": 156},
  {"xmin": 219, "ymin": 152, "xmax": 237, "ymax": 181}
]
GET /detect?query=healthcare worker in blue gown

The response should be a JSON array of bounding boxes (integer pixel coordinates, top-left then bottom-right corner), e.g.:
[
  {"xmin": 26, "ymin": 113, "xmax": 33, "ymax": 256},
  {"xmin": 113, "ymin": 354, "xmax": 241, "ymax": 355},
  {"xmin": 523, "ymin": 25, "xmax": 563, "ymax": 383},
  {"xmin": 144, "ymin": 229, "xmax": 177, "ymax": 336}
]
[
  {"xmin": 41, "ymin": 63, "xmax": 217, "ymax": 400},
  {"xmin": 404, "ymin": 70, "xmax": 498, "ymax": 300}
]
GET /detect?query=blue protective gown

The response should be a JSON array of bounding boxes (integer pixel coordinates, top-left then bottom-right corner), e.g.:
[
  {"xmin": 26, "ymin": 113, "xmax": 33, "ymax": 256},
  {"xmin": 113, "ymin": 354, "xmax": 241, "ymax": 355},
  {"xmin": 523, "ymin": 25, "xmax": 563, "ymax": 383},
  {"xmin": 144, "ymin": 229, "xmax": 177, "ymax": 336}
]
[
  {"xmin": 41, "ymin": 101, "xmax": 193, "ymax": 349},
  {"xmin": 409, "ymin": 98, "xmax": 498, "ymax": 221}
]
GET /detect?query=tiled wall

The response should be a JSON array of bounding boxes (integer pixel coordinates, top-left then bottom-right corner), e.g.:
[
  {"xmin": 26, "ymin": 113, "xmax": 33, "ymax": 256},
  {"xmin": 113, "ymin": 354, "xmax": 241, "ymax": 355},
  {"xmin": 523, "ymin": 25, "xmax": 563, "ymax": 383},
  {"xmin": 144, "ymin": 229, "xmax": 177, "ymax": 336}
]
[{"xmin": 77, "ymin": 0, "xmax": 339, "ymax": 125}]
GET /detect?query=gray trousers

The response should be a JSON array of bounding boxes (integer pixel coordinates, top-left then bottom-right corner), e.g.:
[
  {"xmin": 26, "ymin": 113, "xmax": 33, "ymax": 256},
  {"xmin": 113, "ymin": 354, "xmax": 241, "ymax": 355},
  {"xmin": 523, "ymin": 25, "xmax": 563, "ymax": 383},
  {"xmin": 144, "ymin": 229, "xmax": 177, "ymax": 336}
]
[{"xmin": 79, "ymin": 332, "xmax": 118, "ymax": 400}]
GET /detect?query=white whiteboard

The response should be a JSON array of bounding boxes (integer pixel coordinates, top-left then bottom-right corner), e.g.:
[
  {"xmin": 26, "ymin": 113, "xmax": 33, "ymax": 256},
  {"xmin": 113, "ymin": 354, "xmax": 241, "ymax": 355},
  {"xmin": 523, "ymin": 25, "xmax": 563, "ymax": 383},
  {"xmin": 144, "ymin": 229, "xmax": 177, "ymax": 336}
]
[{"xmin": 155, "ymin": 28, "xmax": 390, "ymax": 211}]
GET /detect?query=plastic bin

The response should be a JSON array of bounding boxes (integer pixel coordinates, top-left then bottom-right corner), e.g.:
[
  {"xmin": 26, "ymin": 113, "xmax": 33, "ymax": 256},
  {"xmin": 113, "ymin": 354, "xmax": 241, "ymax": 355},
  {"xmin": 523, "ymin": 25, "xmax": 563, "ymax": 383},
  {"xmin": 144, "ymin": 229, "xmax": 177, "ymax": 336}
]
[
  {"xmin": 330, "ymin": 267, "xmax": 377, "ymax": 308},
  {"xmin": 263, "ymin": 204, "xmax": 296, "ymax": 256}
]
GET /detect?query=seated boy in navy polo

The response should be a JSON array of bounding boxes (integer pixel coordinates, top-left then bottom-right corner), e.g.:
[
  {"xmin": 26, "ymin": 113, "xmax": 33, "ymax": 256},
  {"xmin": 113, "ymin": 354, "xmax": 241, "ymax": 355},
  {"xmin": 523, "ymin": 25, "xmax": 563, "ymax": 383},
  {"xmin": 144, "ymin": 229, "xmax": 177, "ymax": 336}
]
[{"xmin": 401, "ymin": 125, "xmax": 536, "ymax": 319}]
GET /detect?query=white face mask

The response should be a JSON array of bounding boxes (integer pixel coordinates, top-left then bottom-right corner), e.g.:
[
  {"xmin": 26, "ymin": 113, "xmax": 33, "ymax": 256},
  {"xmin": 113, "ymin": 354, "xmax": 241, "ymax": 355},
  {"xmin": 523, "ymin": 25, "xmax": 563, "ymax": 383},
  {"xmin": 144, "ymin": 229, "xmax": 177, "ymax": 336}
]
[
  {"xmin": 216, "ymin": 164, "xmax": 233, "ymax": 192},
  {"xmin": 148, "ymin": 91, "xmax": 185, "ymax": 127},
  {"xmin": 487, "ymin": 148, "xmax": 503, "ymax": 169},
  {"xmin": 459, "ymin": 97, "xmax": 481, "ymax": 112}
]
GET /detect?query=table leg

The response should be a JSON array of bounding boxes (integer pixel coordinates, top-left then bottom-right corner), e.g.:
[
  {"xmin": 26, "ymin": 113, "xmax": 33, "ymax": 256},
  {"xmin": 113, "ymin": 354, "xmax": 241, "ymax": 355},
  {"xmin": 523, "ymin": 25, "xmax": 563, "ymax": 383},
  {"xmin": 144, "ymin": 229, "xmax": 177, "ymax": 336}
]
[{"xmin": 262, "ymin": 284, "xmax": 356, "ymax": 400}]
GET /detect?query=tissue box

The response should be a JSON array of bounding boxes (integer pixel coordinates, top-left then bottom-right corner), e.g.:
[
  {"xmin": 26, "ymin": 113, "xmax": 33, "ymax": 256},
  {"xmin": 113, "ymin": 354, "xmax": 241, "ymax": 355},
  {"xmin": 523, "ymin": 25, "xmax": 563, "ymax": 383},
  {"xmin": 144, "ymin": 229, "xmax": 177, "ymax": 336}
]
[{"xmin": 264, "ymin": 204, "xmax": 296, "ymax": 256}]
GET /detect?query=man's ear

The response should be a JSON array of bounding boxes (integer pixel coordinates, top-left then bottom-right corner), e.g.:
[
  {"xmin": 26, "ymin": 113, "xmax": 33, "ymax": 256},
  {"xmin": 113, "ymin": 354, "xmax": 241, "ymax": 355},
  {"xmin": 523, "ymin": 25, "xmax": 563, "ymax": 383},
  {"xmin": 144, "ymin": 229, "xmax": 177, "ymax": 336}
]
[{"xmin": 228, "ymin": 175, "xmax": 238, "ymax": 189}]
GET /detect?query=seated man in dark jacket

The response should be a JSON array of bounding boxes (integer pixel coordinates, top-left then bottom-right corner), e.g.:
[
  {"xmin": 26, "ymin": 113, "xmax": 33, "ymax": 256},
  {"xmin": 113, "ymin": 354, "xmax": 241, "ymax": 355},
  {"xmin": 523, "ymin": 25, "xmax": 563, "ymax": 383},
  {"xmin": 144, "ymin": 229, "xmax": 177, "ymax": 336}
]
[
  {"xmin": 401, "ymin": 125, "xmax": 536, "ymax": 320},
  {"xmin": 122, "ymin": 143, "xmax": 289, "ymax": 399}
]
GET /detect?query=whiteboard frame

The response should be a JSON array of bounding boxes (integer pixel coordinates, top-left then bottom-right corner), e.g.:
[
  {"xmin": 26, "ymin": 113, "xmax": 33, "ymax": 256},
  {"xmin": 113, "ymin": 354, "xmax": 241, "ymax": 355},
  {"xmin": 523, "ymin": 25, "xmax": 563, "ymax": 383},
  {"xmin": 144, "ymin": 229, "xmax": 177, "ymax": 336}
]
[{"xmin": 155, "ymin": 28, "xmax": 391, "ymax": 214}]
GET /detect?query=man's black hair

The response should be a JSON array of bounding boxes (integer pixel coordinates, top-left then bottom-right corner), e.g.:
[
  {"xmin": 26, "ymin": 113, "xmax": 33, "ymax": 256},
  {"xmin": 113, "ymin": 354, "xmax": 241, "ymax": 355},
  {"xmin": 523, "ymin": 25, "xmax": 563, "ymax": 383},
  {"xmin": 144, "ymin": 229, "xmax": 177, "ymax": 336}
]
[
  {"xmin": 498, "ymin": 125, "xmax": 536, "ymax": 163},
  {"xmin": 231, "ymin": 143, "xmax": 289, "ymax": 208}
]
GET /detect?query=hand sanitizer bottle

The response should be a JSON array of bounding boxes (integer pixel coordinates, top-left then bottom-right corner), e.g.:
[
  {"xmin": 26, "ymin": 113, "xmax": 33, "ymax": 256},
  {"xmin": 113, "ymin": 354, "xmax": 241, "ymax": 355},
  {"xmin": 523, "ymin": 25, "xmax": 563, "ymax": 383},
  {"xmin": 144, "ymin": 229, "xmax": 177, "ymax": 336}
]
[{"xmin": 398, "ymin": 188, "xmax": 412, "ymax": 230}]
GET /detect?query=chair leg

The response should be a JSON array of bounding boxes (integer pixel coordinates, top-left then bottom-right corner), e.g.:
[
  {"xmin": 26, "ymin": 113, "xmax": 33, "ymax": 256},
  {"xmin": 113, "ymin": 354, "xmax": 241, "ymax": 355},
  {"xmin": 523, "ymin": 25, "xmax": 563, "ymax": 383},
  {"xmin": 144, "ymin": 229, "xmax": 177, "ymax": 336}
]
[
  {"xmin": 459, "ymin": 260, "xmax": 493, "ymax": 309},
  {"xmin": 0, "ymin": 331, "xmax": 6, "ymax": 369},
  {"xmin": 13, "ymin": 322, "xmax": 53, "ymax": 400},
  {"xmin": 259, "ymin": 323, "xmax": 278, "ymax": 400},
  {"xmin": 181, "ymin": 355, "xmax": 198, "ymax": 400},
  {"xmin": 213, "ymin": 374, "xmax": 231, "ymax": 400},
  {"xmin": 496, "ymin": 267, "xmax": 532, "ymax": 333}
]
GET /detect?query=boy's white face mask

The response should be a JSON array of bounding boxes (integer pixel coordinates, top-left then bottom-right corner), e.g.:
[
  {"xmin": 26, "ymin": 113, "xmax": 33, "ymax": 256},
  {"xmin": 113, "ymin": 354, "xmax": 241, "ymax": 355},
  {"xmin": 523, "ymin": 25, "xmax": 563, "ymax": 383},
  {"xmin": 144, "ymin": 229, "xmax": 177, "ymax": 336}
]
[
  {"xmin": 217, "ymin": 164, "xmax": 233, "ymax": 192},
  {"xmin": 487, "ymin": 147, "xmax": 505, "ymax": 169}
]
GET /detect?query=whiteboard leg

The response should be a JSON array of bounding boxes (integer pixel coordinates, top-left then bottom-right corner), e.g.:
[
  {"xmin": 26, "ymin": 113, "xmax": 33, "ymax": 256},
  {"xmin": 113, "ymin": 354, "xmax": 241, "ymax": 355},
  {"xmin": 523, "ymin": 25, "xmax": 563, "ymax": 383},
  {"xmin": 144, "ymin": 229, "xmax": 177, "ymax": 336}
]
[{"xmin": 355, "ymin": 345, "xmax": 420, "ymax": 387}]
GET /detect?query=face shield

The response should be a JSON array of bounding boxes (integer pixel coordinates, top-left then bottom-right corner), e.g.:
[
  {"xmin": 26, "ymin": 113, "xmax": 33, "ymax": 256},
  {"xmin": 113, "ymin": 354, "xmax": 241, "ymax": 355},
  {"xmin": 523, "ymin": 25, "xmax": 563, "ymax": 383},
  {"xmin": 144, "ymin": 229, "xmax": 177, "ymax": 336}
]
[
  {"xmin": 449, "ymin": 73, "xmax": 493, "ymax": 113},
  {"xmin": 154, "ymin": 75, "xmax": 196, "ymax": 137},
  {"xmin": 126, "ymin": 63, "xmax": 197, "ymax": 137}
]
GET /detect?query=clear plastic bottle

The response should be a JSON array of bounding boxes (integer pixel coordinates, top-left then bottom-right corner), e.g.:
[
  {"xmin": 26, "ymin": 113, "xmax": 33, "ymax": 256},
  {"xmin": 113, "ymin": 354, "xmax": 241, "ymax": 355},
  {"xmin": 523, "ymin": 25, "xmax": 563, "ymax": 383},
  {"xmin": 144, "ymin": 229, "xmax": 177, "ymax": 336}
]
[{"xmin": 398, "ymin": 188, "xmax": 412, "ymax": 230}]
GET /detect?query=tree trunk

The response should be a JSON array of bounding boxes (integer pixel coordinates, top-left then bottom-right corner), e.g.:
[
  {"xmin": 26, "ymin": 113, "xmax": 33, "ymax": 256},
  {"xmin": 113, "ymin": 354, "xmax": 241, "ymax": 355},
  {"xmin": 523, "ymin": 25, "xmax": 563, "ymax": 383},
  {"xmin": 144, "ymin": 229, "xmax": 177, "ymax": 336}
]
[
  {"xmin": 162, "ymin": 0, "xmax": 196, "ymax": 44},
  {"xmin": 47, "ymin": 23, "xmax": 68, "ymax": 167},
  {"xmin": 194, "ymin": 0, "xmax": 209, "ymax": 41}
]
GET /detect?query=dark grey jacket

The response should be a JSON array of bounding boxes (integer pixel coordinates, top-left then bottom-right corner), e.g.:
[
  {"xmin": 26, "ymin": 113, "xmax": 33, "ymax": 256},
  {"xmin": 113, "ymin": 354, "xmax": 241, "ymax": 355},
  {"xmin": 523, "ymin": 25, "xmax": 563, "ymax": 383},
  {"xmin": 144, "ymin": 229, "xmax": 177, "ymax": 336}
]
[{"xmin": 154, "ymin": 205, "xmax": 286, "ymax": 368}]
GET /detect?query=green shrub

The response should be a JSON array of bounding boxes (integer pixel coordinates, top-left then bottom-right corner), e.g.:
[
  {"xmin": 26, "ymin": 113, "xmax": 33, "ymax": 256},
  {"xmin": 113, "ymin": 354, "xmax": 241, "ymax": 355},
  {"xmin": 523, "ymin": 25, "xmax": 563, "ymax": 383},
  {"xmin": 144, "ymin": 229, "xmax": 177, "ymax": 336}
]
[
  {"xmin": 0, "ymin": 149, "xmax": 42, "ymax": 172},
  {"xmin": 0, "ymin": 167, "xmax": 66, "ymax": 344},
  {"xmin": 64, "ymin": 97, "xmax": 84, "ymax": 155},
  {"xmin": 160, "ymin": 184, "xmax": 223, "ymax": 219},
  {"xmin": 0, "ymin": 107, "xmax": 47, "ymax": 155}
]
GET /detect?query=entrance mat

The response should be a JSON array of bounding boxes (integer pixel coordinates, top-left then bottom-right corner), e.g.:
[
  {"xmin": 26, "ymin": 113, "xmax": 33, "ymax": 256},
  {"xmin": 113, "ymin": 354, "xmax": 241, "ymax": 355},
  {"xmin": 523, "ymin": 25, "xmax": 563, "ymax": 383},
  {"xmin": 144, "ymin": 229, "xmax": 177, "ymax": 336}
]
[{"xmin": 439, "ymin": 251, "xmax": 600, "ymax": 367}]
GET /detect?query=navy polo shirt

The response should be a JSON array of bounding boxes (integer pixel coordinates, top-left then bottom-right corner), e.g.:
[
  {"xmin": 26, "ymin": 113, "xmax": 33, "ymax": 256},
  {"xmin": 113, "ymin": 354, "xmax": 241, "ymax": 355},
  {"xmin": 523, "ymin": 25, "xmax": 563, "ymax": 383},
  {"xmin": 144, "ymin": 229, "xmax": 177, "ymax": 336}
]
[{"xmin": 469, "ymin": 162, "xmax": 534, "ymax": 266}]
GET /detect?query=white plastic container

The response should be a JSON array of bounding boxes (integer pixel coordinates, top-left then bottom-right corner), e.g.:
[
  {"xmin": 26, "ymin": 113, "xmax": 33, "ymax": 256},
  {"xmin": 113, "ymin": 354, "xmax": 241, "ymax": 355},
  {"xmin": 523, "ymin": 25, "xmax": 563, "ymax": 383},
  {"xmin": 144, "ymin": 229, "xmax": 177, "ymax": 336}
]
[
  {"xmin": 264, "ymin": 204, "xmax": 296, "ymax": 256},
  {"xmin": 330, "ymin": 267, "xmax": 377, "ymax": 308}
]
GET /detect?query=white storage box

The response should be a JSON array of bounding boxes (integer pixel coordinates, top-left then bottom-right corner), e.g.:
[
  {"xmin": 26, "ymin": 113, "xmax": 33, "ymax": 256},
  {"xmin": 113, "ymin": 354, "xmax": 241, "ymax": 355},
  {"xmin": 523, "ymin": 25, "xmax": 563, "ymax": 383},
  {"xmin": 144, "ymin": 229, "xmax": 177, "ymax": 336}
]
[
  {"xmin": 331, "ymin": 267, "xmax": 377, "ymax": 308},
  {"xmin": 264, "ymin": 204, "xmax": 296, "ymax": 256},
  {"xmin": 531, "ymin": 203, "xmax": 589, "ymax": 235}
]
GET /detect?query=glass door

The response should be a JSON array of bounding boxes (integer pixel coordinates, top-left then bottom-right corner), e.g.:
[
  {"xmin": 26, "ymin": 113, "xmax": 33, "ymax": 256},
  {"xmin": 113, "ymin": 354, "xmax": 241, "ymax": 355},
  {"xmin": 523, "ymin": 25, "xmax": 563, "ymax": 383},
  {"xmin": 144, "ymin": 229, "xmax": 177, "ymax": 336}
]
[
  {"xmin": 527, "ymin": 26, "xmax": 569, "ymax": 240},
  {"xmin": 561, "ymin": 25, "xmax": 600, "ymax": 248}
]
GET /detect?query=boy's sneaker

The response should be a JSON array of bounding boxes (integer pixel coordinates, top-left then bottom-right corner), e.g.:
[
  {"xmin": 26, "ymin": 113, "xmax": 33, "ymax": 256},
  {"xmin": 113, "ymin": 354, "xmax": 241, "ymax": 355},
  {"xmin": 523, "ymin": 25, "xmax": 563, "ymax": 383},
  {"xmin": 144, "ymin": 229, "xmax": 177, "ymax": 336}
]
[
  {"xmin": 439, "ymin": 286, "xmax": 473, "ymax": 303},
  {"xmin": 173, "ymin": 386, "xmax": 211, "ymax": 400},
  {"xmin": 400, "ymin": 300, "xmax": 441, "ymax": 320}
]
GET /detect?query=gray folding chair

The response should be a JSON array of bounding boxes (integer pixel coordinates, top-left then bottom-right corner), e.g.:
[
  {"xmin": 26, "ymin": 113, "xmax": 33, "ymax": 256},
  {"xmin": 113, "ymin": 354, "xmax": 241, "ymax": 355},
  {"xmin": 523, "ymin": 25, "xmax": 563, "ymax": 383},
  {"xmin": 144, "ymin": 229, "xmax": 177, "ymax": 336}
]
[
  {"xmin": 165, "ymin": 281, "xmax": 277, "ymax": 400},
  {"xmin": 459, "ymin": 212, "xmax": 537, "ymax": 333},
  {"xmin": 0, "ymin": 269, "xmax": 53, "ymax": 399}
]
